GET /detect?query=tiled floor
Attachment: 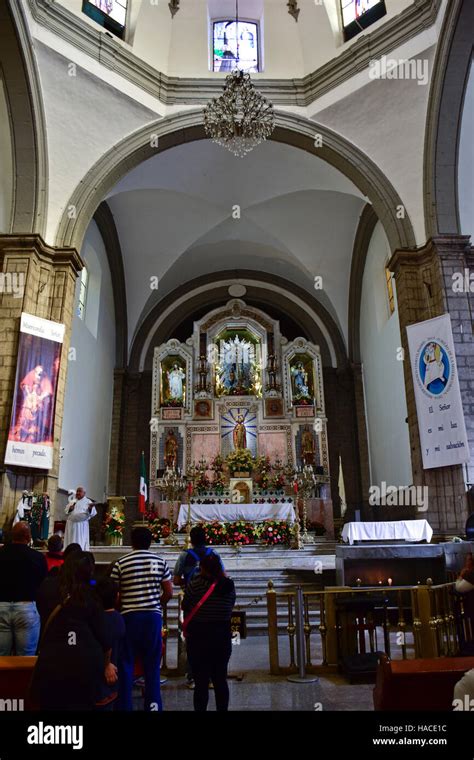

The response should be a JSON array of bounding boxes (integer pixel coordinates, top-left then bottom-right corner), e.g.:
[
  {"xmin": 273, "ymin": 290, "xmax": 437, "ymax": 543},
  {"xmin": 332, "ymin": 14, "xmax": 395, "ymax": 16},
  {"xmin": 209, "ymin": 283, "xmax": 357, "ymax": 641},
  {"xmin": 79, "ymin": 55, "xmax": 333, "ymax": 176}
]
[{"xmin": 134, "ymin": 636, "xmax": 375, "ymax": 712}]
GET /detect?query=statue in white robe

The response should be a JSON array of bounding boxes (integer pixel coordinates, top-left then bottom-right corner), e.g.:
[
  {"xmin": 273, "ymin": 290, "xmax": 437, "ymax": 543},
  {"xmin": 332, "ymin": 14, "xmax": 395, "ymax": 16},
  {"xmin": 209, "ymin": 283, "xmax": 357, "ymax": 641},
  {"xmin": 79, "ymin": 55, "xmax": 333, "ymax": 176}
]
[{"xmin": 64, "ymin": 490, "xmax": 97, "ymax": 551}]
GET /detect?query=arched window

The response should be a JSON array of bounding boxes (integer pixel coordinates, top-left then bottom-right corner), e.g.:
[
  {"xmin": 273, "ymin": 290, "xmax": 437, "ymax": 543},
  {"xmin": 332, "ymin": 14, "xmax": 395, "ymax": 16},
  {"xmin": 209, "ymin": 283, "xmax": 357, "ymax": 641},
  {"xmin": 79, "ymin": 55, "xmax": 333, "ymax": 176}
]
[
  {"xmin": 82, "ymin": 0, "xmax": 128, "ymax": 40},
  {"xmin": 384, "ymin": 266, "xmax": 395, "ymax": 317},
  {"xmin": 340, "ymin": 0, "xmax": 386, "ymax": 42},
  {"xmin": 212, "ymin": 19, "xmax": 260, "ymax": 73},
  {"xmin": 77, "ymin": 266, "xmax": 89, "ymax": 321}
]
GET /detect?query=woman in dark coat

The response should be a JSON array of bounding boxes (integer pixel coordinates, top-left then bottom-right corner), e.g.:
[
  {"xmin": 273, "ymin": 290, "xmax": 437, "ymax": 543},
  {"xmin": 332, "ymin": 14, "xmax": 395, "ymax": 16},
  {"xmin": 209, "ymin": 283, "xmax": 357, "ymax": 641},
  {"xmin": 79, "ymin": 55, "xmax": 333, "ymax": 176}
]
[
  {"xmin": 31, "ymin": 551, "xmax": 115, "ymax": 710},
  {"xmin": 183, "ymin": 553, "xmax": 236, "ymax": 712}
]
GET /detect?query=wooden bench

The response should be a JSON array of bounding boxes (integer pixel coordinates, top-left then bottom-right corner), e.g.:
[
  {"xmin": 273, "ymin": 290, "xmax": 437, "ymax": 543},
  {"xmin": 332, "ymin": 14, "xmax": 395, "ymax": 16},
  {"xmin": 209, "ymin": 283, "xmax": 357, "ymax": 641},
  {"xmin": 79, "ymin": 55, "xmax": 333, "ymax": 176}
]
[
  {"xmin": 373, "ymin": 654, "xmax": 474, "ymax": 711},
  {"xmin": 0, "ymin": 656, "xmax": 37, "ymax": 710}
]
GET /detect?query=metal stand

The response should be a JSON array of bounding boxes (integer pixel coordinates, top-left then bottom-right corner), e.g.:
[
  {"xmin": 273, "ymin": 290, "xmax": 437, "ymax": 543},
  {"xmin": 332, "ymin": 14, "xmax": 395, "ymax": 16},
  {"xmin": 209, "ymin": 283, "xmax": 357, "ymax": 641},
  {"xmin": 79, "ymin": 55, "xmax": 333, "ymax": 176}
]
[{"xmin": 287, "ymin": 586, "xmax": 319, "ymax": 683}]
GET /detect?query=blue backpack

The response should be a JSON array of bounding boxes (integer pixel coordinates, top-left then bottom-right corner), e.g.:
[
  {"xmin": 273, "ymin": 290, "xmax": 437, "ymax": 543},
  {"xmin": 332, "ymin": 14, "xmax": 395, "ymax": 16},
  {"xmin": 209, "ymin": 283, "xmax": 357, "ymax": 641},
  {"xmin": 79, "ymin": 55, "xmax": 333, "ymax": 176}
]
[{"xmin": 182, "ymin": 547, "xmax": 214, "ymax": 586}]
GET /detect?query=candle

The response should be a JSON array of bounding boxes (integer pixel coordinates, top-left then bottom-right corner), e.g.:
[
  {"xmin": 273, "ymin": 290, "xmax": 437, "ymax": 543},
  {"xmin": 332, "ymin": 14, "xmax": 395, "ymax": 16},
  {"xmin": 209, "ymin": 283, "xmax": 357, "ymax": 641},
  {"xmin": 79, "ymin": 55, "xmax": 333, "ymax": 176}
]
[
  {"xmin": 293, "ymin": 480, "xmax": 298, "ymax": 494},
  {"xmin": 387, "ymin": 578, "xmax": 393, "ymax": 586},
  {"xmin": 188, "ymin": 482, "xmax": 193, "ymax": 496}
]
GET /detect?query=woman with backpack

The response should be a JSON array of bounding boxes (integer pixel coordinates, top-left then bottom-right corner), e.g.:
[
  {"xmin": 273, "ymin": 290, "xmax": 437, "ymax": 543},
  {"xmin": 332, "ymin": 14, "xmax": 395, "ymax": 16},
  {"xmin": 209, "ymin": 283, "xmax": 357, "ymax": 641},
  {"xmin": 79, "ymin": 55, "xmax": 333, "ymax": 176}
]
[{"xmin": 182, "ymin": 552, "xmax": 236, "ymax": 712}]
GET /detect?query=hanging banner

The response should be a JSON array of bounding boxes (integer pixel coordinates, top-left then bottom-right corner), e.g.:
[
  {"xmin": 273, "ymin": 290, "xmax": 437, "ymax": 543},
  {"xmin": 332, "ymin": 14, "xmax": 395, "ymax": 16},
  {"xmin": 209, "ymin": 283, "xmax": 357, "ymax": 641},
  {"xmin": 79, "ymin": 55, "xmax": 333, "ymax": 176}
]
[
  {"xmin": 4, "ymin": 313, "xmax": 65, "ymax": 470},
  {"xmin": 406, "ymin": 314, "xmax": 469, "ymax": 470}
]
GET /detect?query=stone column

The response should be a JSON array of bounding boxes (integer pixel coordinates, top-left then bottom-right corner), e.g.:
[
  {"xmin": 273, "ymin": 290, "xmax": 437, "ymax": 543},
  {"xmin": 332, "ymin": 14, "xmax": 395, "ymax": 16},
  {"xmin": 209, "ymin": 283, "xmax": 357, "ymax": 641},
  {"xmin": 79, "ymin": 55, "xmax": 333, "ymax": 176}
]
[
  {"xmin": 389, "ymin": 235, "xmax": 472, "ymax": 537},
  {"xmin": 0, "ymin": 235, "xmax": 82, "ymax": 527}
]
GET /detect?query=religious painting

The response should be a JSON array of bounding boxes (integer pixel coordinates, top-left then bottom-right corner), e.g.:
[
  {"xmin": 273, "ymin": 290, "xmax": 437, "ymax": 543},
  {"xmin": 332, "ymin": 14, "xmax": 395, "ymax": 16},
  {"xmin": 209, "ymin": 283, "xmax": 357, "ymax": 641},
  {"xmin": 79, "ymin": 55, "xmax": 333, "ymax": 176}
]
[
  {"xmin": 289, "ymin": 353, "xmax": 315, "ymax": 406},
  {"xmin": 214, "ymin": 328, "xmax": 262, "ymax": 397},
  {"xmin": 160, "ymin": 355, "xmax": 186, "ymax": 408},
  {"xmin": 264, "ymin": 398, "xmax": 284, "ymax": 418},
  {"xmin": 5, "ymin": 313, "xmax": 65, "ymax": 470},
  {"xmin": 220, "ymin": 407, "xmax": 257, "ymax": 458},
  {"xmin": 194, "ymin": 399, "xmax": 213, "ymax": 420}
]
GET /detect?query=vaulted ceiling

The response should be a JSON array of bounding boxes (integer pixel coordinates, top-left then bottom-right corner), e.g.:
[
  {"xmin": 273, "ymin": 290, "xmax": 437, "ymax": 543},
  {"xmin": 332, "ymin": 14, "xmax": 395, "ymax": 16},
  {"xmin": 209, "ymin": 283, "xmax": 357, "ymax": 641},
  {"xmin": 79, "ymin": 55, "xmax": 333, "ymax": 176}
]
[{"xmin": 105, "ymin": 138, "xmax": 368, "ymax": 349}]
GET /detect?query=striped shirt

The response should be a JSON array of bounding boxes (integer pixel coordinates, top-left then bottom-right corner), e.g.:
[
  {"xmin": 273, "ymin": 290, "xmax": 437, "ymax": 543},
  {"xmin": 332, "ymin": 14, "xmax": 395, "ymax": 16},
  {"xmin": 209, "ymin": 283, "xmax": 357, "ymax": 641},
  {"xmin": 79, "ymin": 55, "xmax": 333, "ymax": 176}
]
[
  {"xmin": 110, "ymin": 550, "xmax": 171, "ymax": 614},
  {"xmin": 182, "ymin": 575, "xmax": 236, "ymax": 625}
]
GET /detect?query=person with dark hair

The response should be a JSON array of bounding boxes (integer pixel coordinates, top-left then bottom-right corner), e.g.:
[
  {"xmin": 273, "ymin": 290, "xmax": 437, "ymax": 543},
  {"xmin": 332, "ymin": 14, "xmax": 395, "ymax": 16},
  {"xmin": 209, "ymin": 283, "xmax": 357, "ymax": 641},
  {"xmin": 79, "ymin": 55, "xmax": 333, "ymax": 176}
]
[
  {"xmin": 30, "ymin": 551, "xmax": 115, "ymax": 710},
  {"xmin": 173, "ymin": 524, "xmax": 224, "ymax": 688},
  {"xmin": 111, "ymin": 527, "xmax": 173, "ymax": 711},
  {"xmin": 182, "ymin": 552, "xmax": 236, "ymax": 712},
  {"xmin": 94, "ymin": 577, "xmax": 125, "ymax": 710},
  {"xmin": 36, "ymin": 542, "xmax": 82, "ymax": 631},
  {"xmin": 0, "ymin": 521, "xmax": 47, "ymax": 655},
  {"xmin": 45, "ymin": 534, "xmax": 64, "ymax": 573}
]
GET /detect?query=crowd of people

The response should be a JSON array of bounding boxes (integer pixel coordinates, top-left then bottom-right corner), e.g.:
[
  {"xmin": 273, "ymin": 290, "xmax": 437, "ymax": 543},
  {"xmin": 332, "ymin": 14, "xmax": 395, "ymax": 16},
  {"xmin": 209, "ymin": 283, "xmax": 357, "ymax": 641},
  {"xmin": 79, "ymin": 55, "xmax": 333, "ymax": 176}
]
[{"xmin": 0, "ymin": 520, "xmax": 236, "ymax": 712}]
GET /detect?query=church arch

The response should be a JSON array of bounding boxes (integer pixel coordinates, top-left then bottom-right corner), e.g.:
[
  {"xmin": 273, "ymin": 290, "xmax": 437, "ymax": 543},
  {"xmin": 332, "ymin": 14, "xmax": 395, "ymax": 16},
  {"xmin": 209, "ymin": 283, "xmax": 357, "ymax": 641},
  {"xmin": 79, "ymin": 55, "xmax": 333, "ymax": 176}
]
[
  {"xmin": 0, "ymin": 0, "xmax": 48, "ymax": 236},
  {"xmin": 54, "ymin": 110, "xmax": 416, "ymax": 256},
  {"xmin": 423, "ymin": 0, "xmax": 474, "ymax": 237}
]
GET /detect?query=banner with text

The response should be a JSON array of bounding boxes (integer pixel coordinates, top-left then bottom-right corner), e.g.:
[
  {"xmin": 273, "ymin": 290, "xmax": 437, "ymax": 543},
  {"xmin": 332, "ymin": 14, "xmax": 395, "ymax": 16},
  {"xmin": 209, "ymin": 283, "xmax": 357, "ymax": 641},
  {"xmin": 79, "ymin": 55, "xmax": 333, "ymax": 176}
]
[
  {"xmin": 407, "ymin": 314, "xmax": 469, "ymax": 469},
  {"xmin": 4, "ymin": 313, "xmax": 65, "ymax": 470}
]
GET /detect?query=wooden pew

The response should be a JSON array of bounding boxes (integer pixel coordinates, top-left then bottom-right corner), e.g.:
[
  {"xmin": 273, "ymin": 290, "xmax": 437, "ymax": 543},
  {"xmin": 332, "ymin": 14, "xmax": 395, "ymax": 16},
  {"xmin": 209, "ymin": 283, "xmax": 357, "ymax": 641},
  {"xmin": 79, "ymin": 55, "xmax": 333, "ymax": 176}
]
[
  {"xmin": 374, "ymin": 654, "xmax": 474, "ymax": 711},
  {"xmin": 0, "ymin": 656, "xmax": 37, "ymax": 710}
]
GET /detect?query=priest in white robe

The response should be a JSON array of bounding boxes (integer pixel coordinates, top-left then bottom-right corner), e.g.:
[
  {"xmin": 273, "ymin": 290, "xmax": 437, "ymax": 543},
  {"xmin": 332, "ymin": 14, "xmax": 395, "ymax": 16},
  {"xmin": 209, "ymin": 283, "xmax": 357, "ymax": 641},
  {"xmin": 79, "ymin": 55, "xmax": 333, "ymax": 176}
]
[{"xmin": 64, "ymin": 486, "xmax": 97, "ymax": 551}]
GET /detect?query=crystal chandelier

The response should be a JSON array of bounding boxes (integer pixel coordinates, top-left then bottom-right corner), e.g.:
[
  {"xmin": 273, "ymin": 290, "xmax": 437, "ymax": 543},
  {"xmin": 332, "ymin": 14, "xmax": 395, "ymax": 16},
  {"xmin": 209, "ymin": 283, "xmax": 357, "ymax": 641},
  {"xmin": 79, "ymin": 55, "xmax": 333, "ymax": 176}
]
[
  {"xmin": 204, "ymin": 70, "xmax": 275, "ymax": 158},
  {"xmin": 203, "ymin": 0, "xmax": 275, "ymax": 157}
]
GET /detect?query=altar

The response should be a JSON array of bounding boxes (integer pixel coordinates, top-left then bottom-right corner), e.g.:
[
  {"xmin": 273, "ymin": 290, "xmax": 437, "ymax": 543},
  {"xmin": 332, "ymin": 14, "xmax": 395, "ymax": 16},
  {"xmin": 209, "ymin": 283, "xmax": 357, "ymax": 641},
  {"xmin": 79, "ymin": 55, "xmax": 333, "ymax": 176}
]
[
  {"xmin": 147, "ymin": 297, "xmax": 334, "ymax": 537},
  {"xmin": 177, "ymin": 502, "xmax": 297, "ymax": 529}
]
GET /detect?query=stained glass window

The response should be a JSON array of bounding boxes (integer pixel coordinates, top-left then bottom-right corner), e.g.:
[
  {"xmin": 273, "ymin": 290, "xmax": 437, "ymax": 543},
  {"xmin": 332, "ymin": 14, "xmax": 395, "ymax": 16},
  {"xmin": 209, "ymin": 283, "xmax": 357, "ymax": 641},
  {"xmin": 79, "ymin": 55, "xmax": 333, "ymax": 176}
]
[
  {"xmin": 385, "ymin": 267, "xmax": 395, "ymax": 316},
  {"xmin": 212, "ymin": 20, "xmax": 259, "ymax": 73},
  {"xmin": 340, "ymin": 0, "xmax": 386, "ymax": 41},
  {"xmin": 82, "ymin": 0, "xmax": 127, "ymax": 39},
  {"xmin": 77, "ymin": 267, "xmax": 89, "ymax": 321}
]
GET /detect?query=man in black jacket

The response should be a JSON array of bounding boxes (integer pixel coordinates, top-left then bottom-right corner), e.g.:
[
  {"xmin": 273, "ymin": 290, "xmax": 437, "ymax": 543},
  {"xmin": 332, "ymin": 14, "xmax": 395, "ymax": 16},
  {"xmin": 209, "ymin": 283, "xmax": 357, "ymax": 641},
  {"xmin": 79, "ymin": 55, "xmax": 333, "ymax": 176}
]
[{"xmin": 0, "ymin": 522, "xmax": 47, "ymax": 655}]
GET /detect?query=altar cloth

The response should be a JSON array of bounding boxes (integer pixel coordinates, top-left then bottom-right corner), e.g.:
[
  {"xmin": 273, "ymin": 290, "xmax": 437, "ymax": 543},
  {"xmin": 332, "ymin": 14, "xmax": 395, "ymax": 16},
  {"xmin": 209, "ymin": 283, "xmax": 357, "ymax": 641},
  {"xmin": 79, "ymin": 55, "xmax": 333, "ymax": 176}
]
[
  {"xmin": 177, "ymin": 503, "xmax": 297, "ymax": 529},
  {"xmin": 341, "ymin": 519, "xmax": 433, "ymax": 546}
]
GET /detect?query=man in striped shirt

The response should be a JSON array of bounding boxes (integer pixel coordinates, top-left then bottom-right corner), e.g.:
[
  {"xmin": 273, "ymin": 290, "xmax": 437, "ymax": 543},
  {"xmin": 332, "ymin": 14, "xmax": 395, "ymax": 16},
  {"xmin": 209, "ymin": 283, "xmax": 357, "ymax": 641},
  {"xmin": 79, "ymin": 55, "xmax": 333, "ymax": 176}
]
[{"xmin": 111, "ymin": 527, "xmax": 173, "ymax": 711}]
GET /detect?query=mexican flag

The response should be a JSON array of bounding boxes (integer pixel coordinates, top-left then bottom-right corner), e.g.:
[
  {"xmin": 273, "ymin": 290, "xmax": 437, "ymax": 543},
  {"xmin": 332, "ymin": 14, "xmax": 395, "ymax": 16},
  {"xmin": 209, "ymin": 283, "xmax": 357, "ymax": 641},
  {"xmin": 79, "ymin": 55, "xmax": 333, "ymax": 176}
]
[{"xmin": 138, "ymin": 451, "xmax": 148, "ymax": 514}]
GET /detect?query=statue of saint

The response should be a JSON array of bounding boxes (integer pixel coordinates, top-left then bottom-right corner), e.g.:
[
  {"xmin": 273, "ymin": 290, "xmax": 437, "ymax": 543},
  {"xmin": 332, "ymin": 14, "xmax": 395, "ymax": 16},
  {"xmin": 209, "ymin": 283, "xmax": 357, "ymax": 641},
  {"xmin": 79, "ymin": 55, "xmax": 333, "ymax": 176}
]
[
  {"xmin": 301, "ymin": 427, "xmax": 315, "ymax": 465},
  {"xmin": 232, "ymin": 415, "xmax": 247, "ymax": 450},
  {"xmin": 164, "ymin": 430, "xmax": 178, "ymax": 469},
  {"xmin": 291, "ymin": 362, "xmax": 310, "ymax": 399},
  {"xmin": 166, "ymin": 363, "xmax": 185, "ymax": 401}
]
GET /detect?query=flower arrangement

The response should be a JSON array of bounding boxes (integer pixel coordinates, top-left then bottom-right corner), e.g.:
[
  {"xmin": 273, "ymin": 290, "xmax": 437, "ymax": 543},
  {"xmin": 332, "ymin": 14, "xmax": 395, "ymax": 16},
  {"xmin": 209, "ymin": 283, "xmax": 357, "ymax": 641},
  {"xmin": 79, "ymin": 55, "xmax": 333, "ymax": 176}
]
[
  {"xmin": 253, "ymin": 455, "xmax": 272, "ymax": 489},
  {"xmin": 271, "ymin": 457, "xmax": 286, "ymax": 490},
  {"xmin": 103, "ymin": 506, "xmax": 125, "ymax": 538},
  {"xmin": 259, "ymin": 520, "xmax": 292, "ymax": 546},
  {"xmin": 226, "ymin": 521, "xmax": 257, "ymax": 546},
  {"xmin": 194, "ymin": 458, "xmax": 210, "ymax": 494},
  {"xmin": 210, "ymin": 454, "xmax": 226, "ymax": 494},
  {"xmin": 226, "ymin": 448, "xmax": 254, "ymax": 475},
  {"xmin": 201, "ymin": 521, "xmax": 228, "ymax": 545},
  {"xmin": 161, "ymin": 397, "xmax": 183, "ymax": 408},
  {"xmin": 144, "ymin": 511, "xmax": 172, "ymax": 542}
]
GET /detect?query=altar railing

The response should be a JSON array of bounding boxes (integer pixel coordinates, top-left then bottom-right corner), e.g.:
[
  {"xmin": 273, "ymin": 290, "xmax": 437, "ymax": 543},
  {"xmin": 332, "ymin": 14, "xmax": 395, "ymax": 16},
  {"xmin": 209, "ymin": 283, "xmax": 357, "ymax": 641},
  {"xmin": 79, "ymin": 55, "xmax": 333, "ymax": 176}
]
[{"xmin": 266, "ymin": 581, "xmax": 473, "ymax": 676}]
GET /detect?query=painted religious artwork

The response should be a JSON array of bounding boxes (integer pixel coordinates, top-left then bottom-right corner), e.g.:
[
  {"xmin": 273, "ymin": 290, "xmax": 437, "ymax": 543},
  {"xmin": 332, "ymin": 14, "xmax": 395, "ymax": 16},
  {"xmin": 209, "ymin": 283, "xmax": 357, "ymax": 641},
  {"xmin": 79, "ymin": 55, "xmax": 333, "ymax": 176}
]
[
  {"xmin": 419, "ymin": 341, "xmax": 450, "ymax": 395},
  {"xmin": 264, "ymin": 398, "xmax": 284, "ymax": 418},
  {"xmin": 220, "ymin": 408, "xmax": 257, "ymax": 458},
  {"xmin": 160, "ymin": 356, "xmax": 186, "ymax": 407},
  {"xmin": 164, "ymin": 429, "xmax": 179, "ymax": 469},
  {"xmin": 194, "ymin": 399, "xmax": 213, "ymax": 419},
  {"xmin": 5, "ymin": 313, "xmax": 65, "ymax": 470},
  {"xmin": 214, "ymin": 329, "xmax": 262, "ymax": 397},
  {"xmin": 301, "ymin": 425, "xmax": 316, "ymax": 466},
  {"xmin": 289, "ymin": 354, "xmax": 315, "ymax": 406}
]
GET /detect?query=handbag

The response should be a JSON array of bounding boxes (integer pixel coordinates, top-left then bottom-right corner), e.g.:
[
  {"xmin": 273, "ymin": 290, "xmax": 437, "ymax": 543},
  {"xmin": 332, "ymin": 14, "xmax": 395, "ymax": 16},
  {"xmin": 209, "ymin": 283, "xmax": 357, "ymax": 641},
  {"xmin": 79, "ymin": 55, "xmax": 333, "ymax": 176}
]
[{"xmin": 181, "ymin": 581, "xmax": 217, "ymax": 639}]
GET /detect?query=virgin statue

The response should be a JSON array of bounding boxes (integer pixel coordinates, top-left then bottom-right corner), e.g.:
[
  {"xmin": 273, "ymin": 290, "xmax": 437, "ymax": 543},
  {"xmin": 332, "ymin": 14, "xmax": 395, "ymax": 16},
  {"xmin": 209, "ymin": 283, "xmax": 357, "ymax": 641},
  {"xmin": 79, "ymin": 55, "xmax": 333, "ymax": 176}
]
[
  {"xmin": 232, "ymin": 415, "xmax": 247, "ymax": 450},
  {"xmin": 167, "ymin": 363, "xmax": 185, "ymax": 401}
]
